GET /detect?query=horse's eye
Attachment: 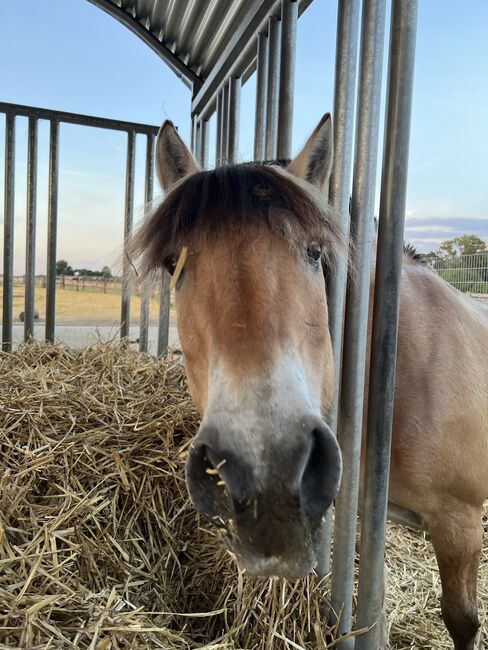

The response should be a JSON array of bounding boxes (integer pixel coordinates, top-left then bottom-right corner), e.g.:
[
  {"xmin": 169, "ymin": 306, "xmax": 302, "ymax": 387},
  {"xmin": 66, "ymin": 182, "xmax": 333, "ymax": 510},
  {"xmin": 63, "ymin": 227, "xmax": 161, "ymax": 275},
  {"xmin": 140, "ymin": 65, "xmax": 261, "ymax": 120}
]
[
  {"xmin": 307, "ymin": 243, "xmax": 322, "ymax": 263},
  {"xmin": 164, "ymin": 257, "xmax": 177, "ymax": 275}
]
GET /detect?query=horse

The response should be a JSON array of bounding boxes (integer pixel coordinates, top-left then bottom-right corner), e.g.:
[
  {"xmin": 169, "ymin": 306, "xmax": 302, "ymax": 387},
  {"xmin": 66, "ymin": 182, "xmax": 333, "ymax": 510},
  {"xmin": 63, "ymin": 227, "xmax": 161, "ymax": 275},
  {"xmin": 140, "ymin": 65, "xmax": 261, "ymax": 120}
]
[{"xmin": 130, "ymin": 115, "xmax": 488, "ymax": 650}]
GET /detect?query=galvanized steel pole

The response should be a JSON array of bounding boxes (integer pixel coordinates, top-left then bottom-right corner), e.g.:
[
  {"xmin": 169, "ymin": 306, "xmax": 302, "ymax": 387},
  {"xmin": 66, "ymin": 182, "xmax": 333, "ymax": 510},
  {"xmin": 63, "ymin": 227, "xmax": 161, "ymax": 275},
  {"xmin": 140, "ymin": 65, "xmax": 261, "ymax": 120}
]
[
  {"xmin": 120, "ymin": 130, "xmax": 135, "ymax": 339},
  {"xmin": 45, "ymin": 120, "xmax": 59, "ymax": 344},
  {"xmin": 139, "ymin": 133, "xmax": 154, "ymax": 353},
  {"xmin": 315, "ymin": 0, "xmax": 361, "ymax": 576},
  {"xmin": 277, "ymin": 0, "xmax": 298, "ymax": 160},
  {"xmin": 24, "ymin": 117, "xmax": 38, "ymax": 342},
  {"xmin": 355, "ymin": 3, "xmax": 418, "ymax": 649},
  {"xmin": 265, "ymin": 13, "xmax": 281, "ymax": 160},
  {"xmin": 228, "ymin": 76, "xmax": 241, "ymax": 163},
  {"xmin": 254, "ymin": 31, "xmax": 269, "ymax": 160},
  {"xmin": 2, "ymin": 113, "xmax": 15, "ymax": 352},
  {"xmin": 200, "ymin": 118, "xmax": 209, "ymax": 168},
  {"xmin": 330, "ymin": 0, "xmax": 386, "ymax": 642},
  {"xmin": 216, "ymin": 90, "xmax": 224, "ymax": 166},
  {"xmin": 157, "ymin": 271, "xmax": 171, "ymax": 356},
  {"xmin": 222, "ymin": 80, "xmax": 230, "ymax": 164}
]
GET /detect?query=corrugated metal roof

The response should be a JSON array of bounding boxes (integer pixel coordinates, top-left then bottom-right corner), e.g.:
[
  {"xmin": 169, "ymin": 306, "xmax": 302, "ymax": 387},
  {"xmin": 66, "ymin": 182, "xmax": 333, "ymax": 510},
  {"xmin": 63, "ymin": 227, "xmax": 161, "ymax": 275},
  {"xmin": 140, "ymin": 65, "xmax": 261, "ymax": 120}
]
[{"xmin": 87, "ymin": 0, "xmax": 312, "ymax": 102}]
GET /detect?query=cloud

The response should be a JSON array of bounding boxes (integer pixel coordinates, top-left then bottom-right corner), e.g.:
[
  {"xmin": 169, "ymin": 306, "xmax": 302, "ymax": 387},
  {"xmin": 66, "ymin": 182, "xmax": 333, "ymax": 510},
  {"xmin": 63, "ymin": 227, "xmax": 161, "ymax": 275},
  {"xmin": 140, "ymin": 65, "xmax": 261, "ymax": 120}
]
[{"xmin": 403, "ymin": 216, "xmax": 488, "ymax": 252}]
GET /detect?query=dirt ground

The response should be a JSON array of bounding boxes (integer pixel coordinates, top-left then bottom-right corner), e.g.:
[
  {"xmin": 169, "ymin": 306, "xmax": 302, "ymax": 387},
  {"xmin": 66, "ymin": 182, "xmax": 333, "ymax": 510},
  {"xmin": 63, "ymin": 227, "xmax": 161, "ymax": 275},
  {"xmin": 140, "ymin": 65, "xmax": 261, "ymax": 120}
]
[{"xmin": 4, "ymin": 285, "xmax": 175, "ymax": 326}]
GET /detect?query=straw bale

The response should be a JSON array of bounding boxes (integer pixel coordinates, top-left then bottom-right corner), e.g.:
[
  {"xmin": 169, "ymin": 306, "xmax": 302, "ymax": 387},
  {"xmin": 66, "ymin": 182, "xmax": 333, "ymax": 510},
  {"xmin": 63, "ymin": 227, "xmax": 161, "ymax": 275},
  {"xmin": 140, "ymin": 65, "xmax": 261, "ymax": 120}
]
[{"xmin": 0, "ymin": 341, "xmax": 485, "ymax": 649}]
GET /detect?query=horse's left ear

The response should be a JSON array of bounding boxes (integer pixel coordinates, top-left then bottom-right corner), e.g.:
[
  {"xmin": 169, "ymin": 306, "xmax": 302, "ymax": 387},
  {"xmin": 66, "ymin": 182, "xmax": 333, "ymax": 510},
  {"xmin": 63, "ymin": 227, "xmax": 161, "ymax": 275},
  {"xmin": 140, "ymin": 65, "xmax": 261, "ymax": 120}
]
[
  {"xmin": 288, "ymin": 113, "xmax": 333, "ymax": 190},
  {"xmin": 155, "ymin": 120, "xmax": 199, "ymax": 191}
]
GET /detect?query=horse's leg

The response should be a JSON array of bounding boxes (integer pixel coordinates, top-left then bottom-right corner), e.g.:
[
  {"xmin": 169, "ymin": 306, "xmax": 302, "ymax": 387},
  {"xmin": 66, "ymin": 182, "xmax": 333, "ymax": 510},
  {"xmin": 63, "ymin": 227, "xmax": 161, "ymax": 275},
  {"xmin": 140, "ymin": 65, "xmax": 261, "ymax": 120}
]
[{"xmin": 429, "ymin": 504, "xmax": 482, "ymax": 650}]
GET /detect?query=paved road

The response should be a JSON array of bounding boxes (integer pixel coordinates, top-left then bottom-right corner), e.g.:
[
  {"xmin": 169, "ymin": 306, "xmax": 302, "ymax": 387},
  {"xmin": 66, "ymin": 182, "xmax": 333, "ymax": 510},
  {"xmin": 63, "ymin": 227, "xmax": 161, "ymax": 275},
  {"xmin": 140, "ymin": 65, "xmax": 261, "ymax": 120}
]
[{"xmin": 12, "ymin": 324, "xmax": 181, "ymax": 355}]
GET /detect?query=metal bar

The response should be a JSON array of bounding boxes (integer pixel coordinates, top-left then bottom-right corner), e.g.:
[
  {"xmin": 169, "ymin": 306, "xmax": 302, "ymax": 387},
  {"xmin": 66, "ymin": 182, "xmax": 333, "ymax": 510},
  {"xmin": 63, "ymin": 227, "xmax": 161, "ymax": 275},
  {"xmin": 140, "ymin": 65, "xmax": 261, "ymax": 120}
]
[
  {"xmin": 191, "ymin": 0, "xmax": 315, "ymax": 119},
  {"xmin": 191, "ymin": 0, "xmax": 276, "ymax": 116},
  {"xmin": 157, "ymin": 271, "xmax": 171, "ymax": 356},
  {"xmin": 24, "ymin": 117, "xmax": 38, "ymax": 342},
  {"xmin": 86, "ymin": 0, "xmax": 200, "ymax": 89},
  {"xmin": 2, "ymin": 113, "xmax": 15, "ymax": 352},
  {"xmin": 139, "ymin": 133, "xmax": 154, "ymax": 354},
  {"xmin": 120, "ymin": 131, "xmax": 136, "ymax": 339},
  {"xmin": 190, "ymin": 115, "xmax": 196, "ymax": 153},
  {"xmin": 222, "ymin": 80, "xmax": 230, "ymax": 164},
  {"xmin": 216, "ymin": 90, "xmax": 224, "ymax": 166},
  {"xmin": 200, "ymin": 118, "xmax": 209, "ymax": 169},
  {"xmin": 277, "ymin": 0, "xmax": 298, "ymax": 160},
  {"xmin": 355, "ymin": 3, "xmax": 418, "ymax": 648},
  {"xmin": 194, "ymin": 120, "xmax": 202, "ymax": 165},
  {"xmin": 45, "ymin": 120, "xmax": 59, "ymax": 343},
  {"xmin": 228, "ymin": 76, "xmax": 241, "ymax": 163},
  {"xmin": 254, "ymin": 30, "xmax": 269, "ymax": 160},
  {"xmin": 329, "ymin": 0, "xmax": 387, "ymax": 642},
  {"xmin": 265, "ymin": 14, "xmax": 282, "ymax": 160},
  {"xmin": 0, "ymin": 102, "xmax": 159, "ymax": 136},
  {"xmin": 315, "ymin": 0, "xmax": 361, "ymax": 576}
]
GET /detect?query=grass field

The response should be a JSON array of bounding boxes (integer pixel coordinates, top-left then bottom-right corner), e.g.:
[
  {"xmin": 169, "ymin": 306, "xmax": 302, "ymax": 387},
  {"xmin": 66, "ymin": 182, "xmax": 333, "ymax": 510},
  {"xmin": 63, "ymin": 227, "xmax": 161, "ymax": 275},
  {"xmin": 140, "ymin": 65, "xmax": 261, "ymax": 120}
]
[{"xmin": 2, "ymin": 286, "xmax": 175, "ymax": 325}]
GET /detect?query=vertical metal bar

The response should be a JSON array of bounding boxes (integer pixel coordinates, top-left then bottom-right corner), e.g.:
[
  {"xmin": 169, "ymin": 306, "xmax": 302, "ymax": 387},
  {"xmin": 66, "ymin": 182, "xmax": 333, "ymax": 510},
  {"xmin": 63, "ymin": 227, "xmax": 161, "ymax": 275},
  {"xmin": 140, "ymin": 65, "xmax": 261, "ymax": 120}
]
[
  {"xmin": 355, "ymin": 3, "xmax": 418, "ymax": 648},
  {"xmin": 24, "ymin": 117, "xmax": 38, "ymax": 342},
  {"xmin": 45, "ymin": 120, "xmax": 59, "ymax": 344},
  {"xmin": 221, "ymin": 80, "xmax": 230, "ymax": 164},
  {"xmin": 120, "ymin": 130, "xmax": 135, "ymax": 339},
  {"xmin": 228, "ymin": 76, "xmax": 241, "ymax": 163},
  {"xmin": 277, "ymin": 0, "xmax": 298, "ymax": 160},
  {"xmin": 254, "ymin": 31, "xmax": 269, "ymax": 160},
  {"xmin": 216, "ymin": 90, "xmax": 223, "ymax": 166},
  {"xmin": 329, "ymin": 0, "xmax": 386, "ymax": 642},
  {"xmin": 139, "ymin": 133, "xmax": 154, "ymax": 353},
  {"xmin": 2, "ymin": 113, "xmax": 15, "ymax": 352},
  {"xmin": 200, "ymin": 118, "xmax": 209, "ymax": 169},
  {"xmin": 194, "ymin": 120, "xmax": 202, "ymax": 162},
  {"xmin": 265, "ymin": 14, "xmax": 281, "ymax": 160},
  {"xmin": 157, "ymin": 271, "xmax": 171, "ymax": 356},
  {"xmin": 190, "ymin": 114, "xmax": 196, "ymax": 152},
  {"xmin": 315, "ymin": 0, "xmax": 361, "ymax": 576}
]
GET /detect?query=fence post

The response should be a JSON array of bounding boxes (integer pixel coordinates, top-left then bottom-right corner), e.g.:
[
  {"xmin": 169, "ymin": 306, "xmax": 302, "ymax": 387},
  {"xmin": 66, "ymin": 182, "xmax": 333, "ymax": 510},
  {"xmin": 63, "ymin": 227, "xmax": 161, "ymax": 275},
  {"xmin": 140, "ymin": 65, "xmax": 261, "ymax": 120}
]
[
  {"xmin": 120, "ymin": 130, "xmax": 135, "ymax": 339},
  {"xmin": 24, "ymin": 117, "xmax": 38, "ymax": 342},
  {"xmin": 355, "ymin": 3, "xmax": 418, "ymax": 648},
  {"xmin": 254, "ymin": 30, "xmax": 269, "ymax": 160},
  {"xmin": 315, "ymin": 0, "xmax": 361, "ymax": 577},
  {"xmin": 329, "ymin": 0, "xmax": 387, "ymax": 640},
  {"xmin": 2, "ymin": 113, "xmax": 15, "ymax": 352},
  {"xmin": 45, "ymin": 119, "xmax": 59, "ymax": 344},
  {"xmin": 265, "ymin": 13, "xmax": 281, "ymax": 160}
]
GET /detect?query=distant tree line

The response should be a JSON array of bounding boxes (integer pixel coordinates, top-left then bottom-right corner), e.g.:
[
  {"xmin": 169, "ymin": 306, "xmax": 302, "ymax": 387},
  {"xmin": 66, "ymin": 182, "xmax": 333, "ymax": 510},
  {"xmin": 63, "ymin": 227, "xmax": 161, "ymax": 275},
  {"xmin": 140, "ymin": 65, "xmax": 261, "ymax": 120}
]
[
  {"xmin": 56, "ymin": 260, "xmax": 112, "ymax": 278},
  {"xmin": 423, "ymin": 234, "xmax": 487, "ymax": 258},
  {"xmin": 423, "ymin": 234, "xmax": 488, "ymax": 294}
]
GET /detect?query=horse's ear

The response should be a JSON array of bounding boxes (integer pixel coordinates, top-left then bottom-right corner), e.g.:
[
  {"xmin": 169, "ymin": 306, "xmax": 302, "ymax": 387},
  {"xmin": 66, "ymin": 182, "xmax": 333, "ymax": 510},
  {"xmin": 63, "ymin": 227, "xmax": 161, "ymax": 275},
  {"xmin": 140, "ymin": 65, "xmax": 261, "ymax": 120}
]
[
  {"xmin": 288, "ymin": 113, "xmax": 333, "ymax": 190},
  {"xmin": 155, "ymin": 120, "xmax": 199, "ymax": 191}
]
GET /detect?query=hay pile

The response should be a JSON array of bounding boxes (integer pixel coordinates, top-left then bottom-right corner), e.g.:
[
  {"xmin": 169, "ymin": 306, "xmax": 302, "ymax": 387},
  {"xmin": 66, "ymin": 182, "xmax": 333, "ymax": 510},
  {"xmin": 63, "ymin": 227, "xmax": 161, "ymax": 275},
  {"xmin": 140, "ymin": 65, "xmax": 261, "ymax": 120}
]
[{"xmin": 0, "ymin": 342, "xmax": 486, "ymax": 649}]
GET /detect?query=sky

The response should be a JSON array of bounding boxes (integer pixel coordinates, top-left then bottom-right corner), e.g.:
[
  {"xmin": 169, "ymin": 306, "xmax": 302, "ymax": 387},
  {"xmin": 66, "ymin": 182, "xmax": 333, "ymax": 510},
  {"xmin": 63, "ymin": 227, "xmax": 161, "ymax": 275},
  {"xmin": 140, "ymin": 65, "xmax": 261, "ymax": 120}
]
[{"xmin": 1, "ymin": 0, "xmax": 487, "ymax": 275}]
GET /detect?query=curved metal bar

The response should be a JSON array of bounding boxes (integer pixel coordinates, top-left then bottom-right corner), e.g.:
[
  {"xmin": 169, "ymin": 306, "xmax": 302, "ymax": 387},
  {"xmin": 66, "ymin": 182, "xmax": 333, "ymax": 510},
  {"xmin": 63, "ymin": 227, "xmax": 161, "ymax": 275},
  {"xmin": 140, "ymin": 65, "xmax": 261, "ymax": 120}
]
[{"xmin": 86, "ymin": 0, "xmax": 200, "ymax": 89}]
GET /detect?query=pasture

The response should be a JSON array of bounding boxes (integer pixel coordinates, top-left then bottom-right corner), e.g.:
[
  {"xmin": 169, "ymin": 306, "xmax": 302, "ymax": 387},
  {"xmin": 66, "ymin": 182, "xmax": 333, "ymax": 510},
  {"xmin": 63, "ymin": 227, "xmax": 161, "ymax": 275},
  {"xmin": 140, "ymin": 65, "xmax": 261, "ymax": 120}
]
[
  {"xmin": 0, "ymin": 341, "xmax": 485, "ymax": 649},
  {"xmin": 2, "ymin": 285, "xmax": 175, "ymax": 326}
]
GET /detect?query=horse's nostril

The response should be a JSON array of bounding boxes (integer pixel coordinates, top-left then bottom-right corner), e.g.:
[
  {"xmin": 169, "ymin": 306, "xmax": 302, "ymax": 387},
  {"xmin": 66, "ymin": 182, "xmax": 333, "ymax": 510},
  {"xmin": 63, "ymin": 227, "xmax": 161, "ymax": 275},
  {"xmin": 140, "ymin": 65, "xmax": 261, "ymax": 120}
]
[{"xmin": 300, "ymin": 424, "xmax": 342, "ymax": 518}]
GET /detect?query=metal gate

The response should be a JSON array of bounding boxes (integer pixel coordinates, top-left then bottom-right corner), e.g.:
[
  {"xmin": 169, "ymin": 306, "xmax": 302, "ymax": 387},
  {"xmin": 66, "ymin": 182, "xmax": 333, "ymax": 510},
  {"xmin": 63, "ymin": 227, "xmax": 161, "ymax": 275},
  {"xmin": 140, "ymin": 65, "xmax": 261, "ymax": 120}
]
[{"xmin": 1, "ymin": 1, "xmax": 418, "ymax": 648}]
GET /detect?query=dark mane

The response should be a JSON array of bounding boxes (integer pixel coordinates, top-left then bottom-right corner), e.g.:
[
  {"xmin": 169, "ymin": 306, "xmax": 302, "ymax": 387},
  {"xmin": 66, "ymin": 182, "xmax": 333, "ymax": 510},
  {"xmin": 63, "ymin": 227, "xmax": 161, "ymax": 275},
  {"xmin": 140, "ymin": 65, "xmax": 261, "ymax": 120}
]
[
  {"xmin": 130, "ymin": 163, "xmax": 343, "ymax": 277},
  {"xmin": 403, "ymin": 241, "xmax": 425, "ymax": 263}
]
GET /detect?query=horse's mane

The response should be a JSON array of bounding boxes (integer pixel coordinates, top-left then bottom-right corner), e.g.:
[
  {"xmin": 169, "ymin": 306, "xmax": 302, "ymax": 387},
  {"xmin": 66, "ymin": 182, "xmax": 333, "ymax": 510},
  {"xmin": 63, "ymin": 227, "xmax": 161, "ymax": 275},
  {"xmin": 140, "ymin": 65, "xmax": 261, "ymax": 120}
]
[
  {"xmin": 403, "ymin": 241, "xmax": 426, "ymax": 264},
  {"xmin": 129, "ymin": 163, "xmax": 344, "ymax": 279}
]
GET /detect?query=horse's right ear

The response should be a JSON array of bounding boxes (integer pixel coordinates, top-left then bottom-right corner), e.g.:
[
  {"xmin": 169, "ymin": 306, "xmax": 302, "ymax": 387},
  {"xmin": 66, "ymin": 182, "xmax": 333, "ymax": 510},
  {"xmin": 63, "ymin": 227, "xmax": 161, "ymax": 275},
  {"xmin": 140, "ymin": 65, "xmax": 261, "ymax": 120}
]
[{"xmin": 155, "ymin": 120, "xmax": 199, "ymax": 191}]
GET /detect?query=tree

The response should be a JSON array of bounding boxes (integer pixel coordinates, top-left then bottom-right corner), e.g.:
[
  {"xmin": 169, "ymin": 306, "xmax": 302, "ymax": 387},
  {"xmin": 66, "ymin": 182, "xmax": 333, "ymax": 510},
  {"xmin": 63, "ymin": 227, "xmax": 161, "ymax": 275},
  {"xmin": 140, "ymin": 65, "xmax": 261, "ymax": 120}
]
[
  {"xmin": 56, "ymin": 260, "xmax": 73, "ymax": 275},
  {"xmin": 438, "ymin": 234, "xmax": 487, "ymax": 257},
  {"xmin": 101, "ymin": 266, "xmax": 112, "ymax": 278}
]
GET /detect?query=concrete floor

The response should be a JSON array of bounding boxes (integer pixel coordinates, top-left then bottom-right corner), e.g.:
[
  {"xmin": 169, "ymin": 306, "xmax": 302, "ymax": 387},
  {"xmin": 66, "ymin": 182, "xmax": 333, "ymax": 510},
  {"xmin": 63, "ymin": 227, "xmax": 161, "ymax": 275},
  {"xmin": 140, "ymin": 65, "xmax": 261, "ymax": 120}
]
[{"xmin": 11, "ymin": 324, "xmax": 181, "ymax": 355}]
